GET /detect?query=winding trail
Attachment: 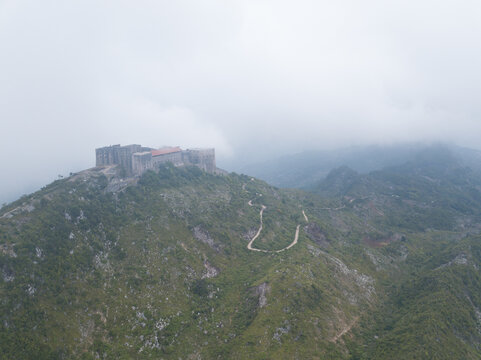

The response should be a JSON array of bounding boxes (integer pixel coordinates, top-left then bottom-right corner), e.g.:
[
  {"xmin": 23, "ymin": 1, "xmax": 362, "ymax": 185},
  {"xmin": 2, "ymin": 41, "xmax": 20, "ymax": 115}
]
[
  {"xmin": 246, "ymin": 189, "xmax": 306, "ymax": 253},
  {"xmin": 247, "ymin": 204, "xmax": 269, "ymax": 253},
  {"xmin": 319, "ymin": 206, "xmax": 345, "ymax": 211},
  {"xmin": 302, "ymin": 210, "xmax": 309, "ymax": 223},
  {"xmin": 331, "ymin": 317, "xmax": 359, "ymax": 342}
]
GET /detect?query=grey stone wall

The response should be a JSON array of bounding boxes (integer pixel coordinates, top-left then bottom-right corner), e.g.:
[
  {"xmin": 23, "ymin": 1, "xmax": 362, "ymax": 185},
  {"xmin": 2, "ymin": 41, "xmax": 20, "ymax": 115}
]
[
  {"xmin": 117, "ymin": 144, "xmax": 142, "ymax": 175},
  {"xmin": 95, "ymin": 144, "xmax": 141, "ymax": 175},
  {"xmin": 152, "ymin": 151, "xmax": 183, "ymax": 168},
  {"xmin": 95, "ymin": 144, "xmax": 216, "ymax": 176},
  {"xmin": 132, "ymin": 151, "xmax": 153, "ymax": 175},
  {"xmin": 96, "ymin": 144, "xmax": 121, "ymax": 166},
  {"xmin": 184, "ymin": 148, "xmax": 216, "ymax": 173}
]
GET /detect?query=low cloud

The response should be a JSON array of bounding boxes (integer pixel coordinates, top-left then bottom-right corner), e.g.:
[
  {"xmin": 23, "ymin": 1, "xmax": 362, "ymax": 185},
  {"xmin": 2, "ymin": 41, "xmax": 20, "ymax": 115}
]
[{"xmin": 1, "ymin": 0, "xmax": 481, "ymax": 203}]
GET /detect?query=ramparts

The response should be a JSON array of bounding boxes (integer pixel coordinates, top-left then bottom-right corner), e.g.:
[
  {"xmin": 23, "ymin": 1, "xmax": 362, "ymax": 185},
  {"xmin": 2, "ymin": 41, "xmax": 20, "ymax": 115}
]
[{"xmin": 95, "ymin": 144, "xmax": 216, "ymax": 176}]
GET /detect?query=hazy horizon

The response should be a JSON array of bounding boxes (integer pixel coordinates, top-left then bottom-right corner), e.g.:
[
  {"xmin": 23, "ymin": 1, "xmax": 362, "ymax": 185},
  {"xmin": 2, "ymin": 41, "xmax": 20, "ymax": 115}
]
[{"xmin": 2, "ymin": 1, "xmax": 481, "ymax": 204}]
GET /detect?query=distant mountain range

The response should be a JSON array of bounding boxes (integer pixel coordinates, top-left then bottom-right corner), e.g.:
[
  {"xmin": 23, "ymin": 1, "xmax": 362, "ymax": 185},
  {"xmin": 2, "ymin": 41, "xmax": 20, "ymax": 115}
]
[
  {"xmin": 1, "ymin": 145, "xmax": 481, "ymax": 359},
  {"xmin": 240, "ymin": 143, "xmax": 481, "ymax": 189}
]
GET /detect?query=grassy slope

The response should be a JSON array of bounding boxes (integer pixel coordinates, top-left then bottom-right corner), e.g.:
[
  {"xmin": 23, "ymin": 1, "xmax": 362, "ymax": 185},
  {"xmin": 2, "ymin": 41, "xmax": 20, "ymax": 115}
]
[
  {"xmin": 0, "ymin": 166, "xmax": 375, "ymax": 359},
  {"xmin": 1, "ymin": 164, "xmax": 481, "ymax": 359}
]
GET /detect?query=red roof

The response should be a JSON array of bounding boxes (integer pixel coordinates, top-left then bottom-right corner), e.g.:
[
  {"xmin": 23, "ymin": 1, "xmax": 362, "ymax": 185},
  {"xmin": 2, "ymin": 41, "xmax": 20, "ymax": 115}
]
[{"xmin": 151, "ymin": 147, "xmax": 181, "ymax": 157}]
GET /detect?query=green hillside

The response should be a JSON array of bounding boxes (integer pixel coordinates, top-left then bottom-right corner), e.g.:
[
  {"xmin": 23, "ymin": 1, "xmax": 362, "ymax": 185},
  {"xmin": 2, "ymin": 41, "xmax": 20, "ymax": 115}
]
[{"xmin": 1, "ymin": 157, "xmax": 481, "ymax": 359}]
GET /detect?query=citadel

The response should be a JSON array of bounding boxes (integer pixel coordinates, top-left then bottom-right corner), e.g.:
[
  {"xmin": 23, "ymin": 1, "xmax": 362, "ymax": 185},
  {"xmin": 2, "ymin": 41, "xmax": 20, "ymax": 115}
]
[{"xmin": 95, "ymin": 144, "xmax": 216, "ymax": 176}]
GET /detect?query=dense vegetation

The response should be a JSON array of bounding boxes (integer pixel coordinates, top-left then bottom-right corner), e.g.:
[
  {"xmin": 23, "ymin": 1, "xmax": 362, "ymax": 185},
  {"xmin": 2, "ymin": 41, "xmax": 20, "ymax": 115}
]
[
  {"xmin": 1, "ymin": 147, "xmax": 481, "ymax": 359},
  {"xmin": 241, "ymin": 143, "xmax": 481, "ymax": 189}
]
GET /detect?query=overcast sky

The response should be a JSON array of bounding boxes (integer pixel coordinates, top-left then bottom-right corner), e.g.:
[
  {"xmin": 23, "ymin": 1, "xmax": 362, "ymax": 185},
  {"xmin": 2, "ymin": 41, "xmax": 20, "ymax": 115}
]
[{"xmin": 1, "ymin": 0, "xmax": 481, "ymax": 204}]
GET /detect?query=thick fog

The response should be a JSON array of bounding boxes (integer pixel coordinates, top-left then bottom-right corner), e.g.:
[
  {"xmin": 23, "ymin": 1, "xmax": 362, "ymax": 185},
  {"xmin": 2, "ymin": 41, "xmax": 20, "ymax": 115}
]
[{"xmin": 1, "ymin": 0, "xmax": 481, "ymax": 204}]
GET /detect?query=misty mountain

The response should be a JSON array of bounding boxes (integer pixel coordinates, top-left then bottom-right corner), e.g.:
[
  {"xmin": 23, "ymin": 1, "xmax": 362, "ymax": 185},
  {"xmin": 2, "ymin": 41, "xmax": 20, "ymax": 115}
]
[
  {"xmin": 316, "ymin": 145, "xmax": 481, "ymax": 197},
  {"xmin": 240, "ymin": 143, "xmax": 481, "ymax": 189},
  {"xmin": 312, "ymin": 147, "xmax": 481, "ymax": 235},
  {"xmin": 4, "ymin": 1, "xmax": 481, "ymax": 358},
  {"xmin": 2, "ymin": 159, "xmax": 481, "ymax": 359}
]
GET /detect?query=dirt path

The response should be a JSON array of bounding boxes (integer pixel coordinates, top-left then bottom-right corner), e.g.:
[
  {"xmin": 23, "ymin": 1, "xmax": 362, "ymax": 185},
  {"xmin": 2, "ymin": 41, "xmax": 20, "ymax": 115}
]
[
  {"xmin": 331, "ymin": 317, "xmax": 358, "ymax": 342},
  {"xmin": 319, "ymin": 206, "xmax": 345, "ymax": 211},
  {"xmin": 302, "ymin": 210, "xmax": 309, "ymax": 223},
  {"xmin": 247, "ymin": 205, "xmax": 269, "ymax": 253},
  {"xmin": 246, "ymin": 187, "xmax": 306, "ymax": 253}
]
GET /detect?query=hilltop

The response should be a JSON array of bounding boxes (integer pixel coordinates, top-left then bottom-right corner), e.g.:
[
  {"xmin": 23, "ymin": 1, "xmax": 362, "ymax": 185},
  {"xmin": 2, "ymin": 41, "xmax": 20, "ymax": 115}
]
[{"xmin": 1, "ymin": 150, "xmax": 481, "ymax": 359}]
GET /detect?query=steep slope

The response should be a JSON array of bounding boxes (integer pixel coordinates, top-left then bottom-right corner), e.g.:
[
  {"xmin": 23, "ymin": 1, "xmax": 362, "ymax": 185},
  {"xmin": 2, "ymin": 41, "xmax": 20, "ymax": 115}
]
[
  {"xmin": 314, "ymin": 145, "xmax": 481, "ymax": 233},
  {"xmin": 2, "ymin": 157, "xmax": 481, "ymax": 359},
  {"xmin": 310, "ymin": 146, "xmax": 481, "ymax": 359},
  {"xmin": 347, "ymin": 236, "xmax": 481, "ymax": 360},
  {"xmin": 0, "ymin": 165, "xmax": 376, "ymax": 359}
]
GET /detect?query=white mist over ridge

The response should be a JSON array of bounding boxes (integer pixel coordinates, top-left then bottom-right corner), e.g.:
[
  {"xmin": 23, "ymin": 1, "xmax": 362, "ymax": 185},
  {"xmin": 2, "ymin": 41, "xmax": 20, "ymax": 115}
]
[{"xmin": 1, "ymin": 0, "xmax": 481, "ymax": 204}]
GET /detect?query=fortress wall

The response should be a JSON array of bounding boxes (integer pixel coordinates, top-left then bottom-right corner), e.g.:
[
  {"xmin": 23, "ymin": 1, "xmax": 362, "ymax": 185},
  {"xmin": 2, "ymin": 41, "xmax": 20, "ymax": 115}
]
[
  {"xmin": 151, "ymin": 151, "xmax": 183, "ymax": 168},
  {"xmin": 132, "ymin": 151, "xmax": 153, "ymax": 175},
  {"xmin": 117, "ymin": 144, "xmax": 142, "ymax": 175},
  {"xmin": 95, "ymin": 144, "xmax": 216, "ymax": 176},
  {"xmin": 122, "ymin": 144, "xmax": 142, "ymax": 153},
  {"xmin": 184, "ymin": 148, "xmax": 216, "ymax": 173},
  {"xmin": 95, "ymin": 144, "xmax": 142, "ymax": 174},
  {"xmin": 95, "ymin": 144, "xmax": 120, "ymax": 166}
]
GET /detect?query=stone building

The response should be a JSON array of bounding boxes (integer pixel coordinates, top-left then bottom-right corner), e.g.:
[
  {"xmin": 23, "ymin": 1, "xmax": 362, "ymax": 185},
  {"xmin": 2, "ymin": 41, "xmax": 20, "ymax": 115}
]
[
  {"xmin": 95, "ymin": 144, "xmax": 150, "ymax": 175},
  {"xmin": 95, "ymin": 144, "xmax": 216, "ymax": 176},
  {"xmin": 184, "ymin": 148, "xmax": 216, "ymax": 173},
  {"xmin": 132, "ymin": 151, "xmax": 154, "ymax": 175},
  {"xmin": 151, "ymin": 147, "xmax": 183, "ymax": 167}
]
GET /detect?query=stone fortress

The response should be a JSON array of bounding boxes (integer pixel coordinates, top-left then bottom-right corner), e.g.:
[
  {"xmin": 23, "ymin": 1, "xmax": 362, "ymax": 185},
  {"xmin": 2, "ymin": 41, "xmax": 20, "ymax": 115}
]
[{"xmin": 95, "ymin": 144, "xmax": 216, "ymax": 176}]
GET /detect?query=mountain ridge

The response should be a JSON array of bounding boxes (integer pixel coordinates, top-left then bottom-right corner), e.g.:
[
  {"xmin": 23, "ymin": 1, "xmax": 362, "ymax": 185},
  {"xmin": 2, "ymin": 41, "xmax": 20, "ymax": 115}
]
[
  {"xmin": 1, "ymin": 151, "xmax": 481, "ymax": 359},
  {"xmin": 240, "ymin": 143, "xmax": 481, "ymax": 190}
]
